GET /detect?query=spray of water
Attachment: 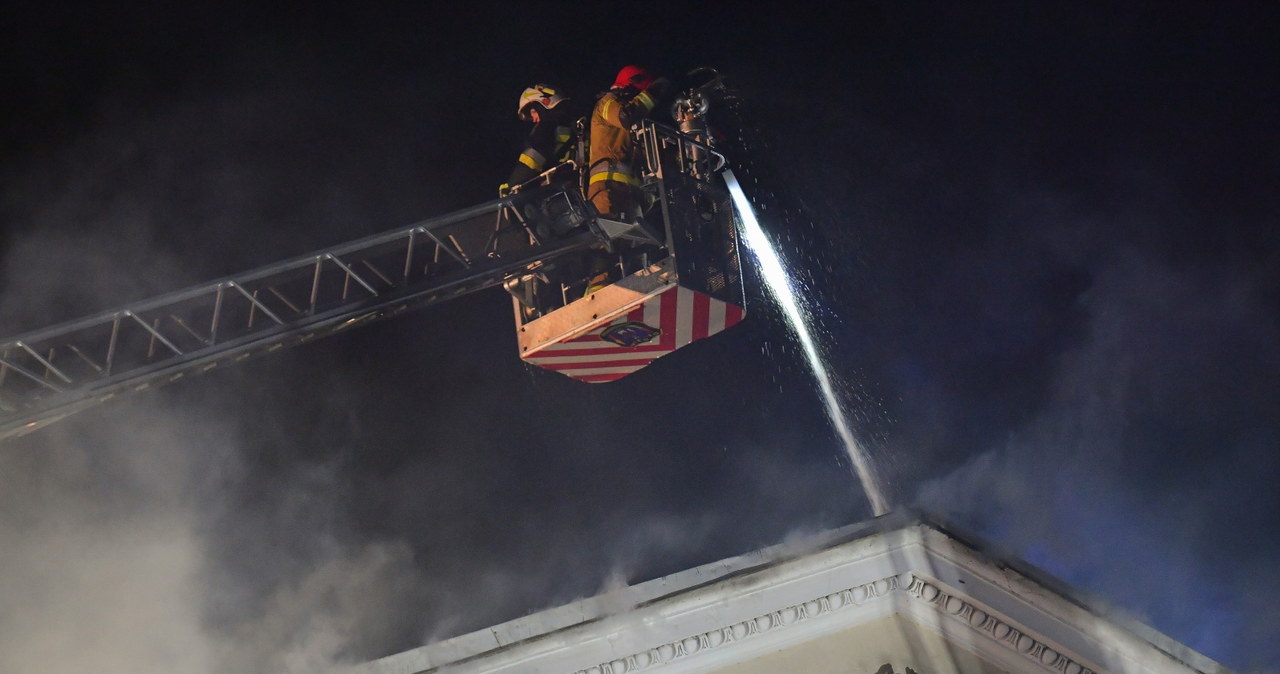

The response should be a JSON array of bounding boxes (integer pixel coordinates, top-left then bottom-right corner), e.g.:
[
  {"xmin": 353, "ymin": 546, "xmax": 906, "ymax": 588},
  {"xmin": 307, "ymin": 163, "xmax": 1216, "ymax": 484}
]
[{"xmin": 724, "ymin": 170, "xmax": 890, "ymax": 516}]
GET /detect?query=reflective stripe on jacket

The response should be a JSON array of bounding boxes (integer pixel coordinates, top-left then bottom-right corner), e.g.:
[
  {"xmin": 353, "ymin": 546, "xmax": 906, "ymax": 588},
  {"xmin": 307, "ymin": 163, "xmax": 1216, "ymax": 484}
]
[
  {"xmin": 589, "ymin": 88, "xmax": 656, "ymax": 186},
  {"xmin": 508, "ymin": 121, "xmax": 575, "ymax": 188}
]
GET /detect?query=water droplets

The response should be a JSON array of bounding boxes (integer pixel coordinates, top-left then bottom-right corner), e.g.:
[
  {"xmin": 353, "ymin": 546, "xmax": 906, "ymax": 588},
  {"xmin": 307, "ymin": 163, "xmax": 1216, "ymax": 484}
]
[{"xmin": 725, "ymin": 170, "xmax": 890, "ymax": 516}]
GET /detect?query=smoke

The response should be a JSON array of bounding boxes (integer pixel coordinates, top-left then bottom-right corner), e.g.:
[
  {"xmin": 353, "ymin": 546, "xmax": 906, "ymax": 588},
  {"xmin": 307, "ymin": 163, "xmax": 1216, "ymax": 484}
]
[
  {"xmin": 217, "ymin": 542, "xmax": 430, "ymax": 673},
  {"xmin": 0, "ymin": 44, "xmax": 446, "ymax": 671},
  {"xmin": 0, "ymin": 379, "xmax": 446, "ymax": 673},
  {"xmin": 912, "ymin": 248, "xmax": 1280, "ymax": 670},
  {"xmin": 0, "ymin": 12, "xmax": 907, "ymax": 669},
  {"xmin": 0, "ymin": 437, "xmax": 215, "ymax": 672},
  {"xmin": 4, "ymin": 5, "xmax": 1274, "ymax": 673},
  {"xmin": 0, "ymin": 402, "xmax": 219, "ymax": 673}
]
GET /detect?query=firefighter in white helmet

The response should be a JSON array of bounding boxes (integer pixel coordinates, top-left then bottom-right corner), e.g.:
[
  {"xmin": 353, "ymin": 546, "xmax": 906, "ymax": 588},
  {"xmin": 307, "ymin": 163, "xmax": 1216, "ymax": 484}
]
[{"xmin": 499, "ymin": 84, "xmax": 576, "ymax": 197}]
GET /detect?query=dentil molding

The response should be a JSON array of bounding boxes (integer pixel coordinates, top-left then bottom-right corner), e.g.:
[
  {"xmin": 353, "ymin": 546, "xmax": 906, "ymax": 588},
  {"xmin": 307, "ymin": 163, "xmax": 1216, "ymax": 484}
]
[{"xmin": 569, "ymin": 573, "xmax": 1099, "ymax": 674}]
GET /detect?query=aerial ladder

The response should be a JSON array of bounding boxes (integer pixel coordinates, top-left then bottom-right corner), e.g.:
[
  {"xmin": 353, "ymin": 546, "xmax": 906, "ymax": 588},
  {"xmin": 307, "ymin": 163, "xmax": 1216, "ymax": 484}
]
[{"xmin": 0, "ymin": 71, "xmax": 748, "ymax": 442}]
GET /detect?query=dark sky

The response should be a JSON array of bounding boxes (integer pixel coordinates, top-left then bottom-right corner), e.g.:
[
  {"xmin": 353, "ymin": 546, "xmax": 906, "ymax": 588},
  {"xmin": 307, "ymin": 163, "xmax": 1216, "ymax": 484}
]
[{"xmin": 2, "ymin": 2, "xmax": 1277, "ymax": 672}]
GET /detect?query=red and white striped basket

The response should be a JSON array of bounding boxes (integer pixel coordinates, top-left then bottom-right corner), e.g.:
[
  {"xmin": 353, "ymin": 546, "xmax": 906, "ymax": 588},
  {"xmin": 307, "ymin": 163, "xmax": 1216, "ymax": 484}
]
[{"xmin": 517, "ymin": 263, "xmax": 745, "ymax": 382}]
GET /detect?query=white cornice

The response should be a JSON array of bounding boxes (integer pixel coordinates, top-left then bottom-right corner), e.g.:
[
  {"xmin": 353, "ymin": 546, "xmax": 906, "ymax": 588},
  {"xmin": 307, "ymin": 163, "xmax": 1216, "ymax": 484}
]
[
  {"xmin": 570, "ymin": 573, "xmax": 909, "ymax": 674},
  {"xmin": 359, "ymin": 515, "xmax": 1228, "ymax": 674},
  {"xmin": 567, "ymin": 572, "xmax": 1102, "ymax": 674},
  {"xmin": 903, "ymin": 575, "xmax": 1098, "ymax": 674}
]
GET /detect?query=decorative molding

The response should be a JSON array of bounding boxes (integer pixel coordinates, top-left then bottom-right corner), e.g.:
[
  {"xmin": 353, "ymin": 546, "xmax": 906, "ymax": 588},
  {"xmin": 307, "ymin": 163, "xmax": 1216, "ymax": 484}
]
[
  {"xmin": 570, "ymin": 573, "xmax": 908, "ymax": 674},
  {"xmin": 569, "ymin": 574, "xmax": 1101, "ymax": 674},
  {"xmin": 904, "ymin": 577, "xmax": 1097, "ymax": 674}
]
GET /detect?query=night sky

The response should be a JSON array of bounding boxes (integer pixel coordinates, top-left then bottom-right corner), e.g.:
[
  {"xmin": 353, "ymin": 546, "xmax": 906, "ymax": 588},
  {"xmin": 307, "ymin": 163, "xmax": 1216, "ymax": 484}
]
[{"xmin": 2, "ymin": 2, "xmax": 1277, "ymax": 672}]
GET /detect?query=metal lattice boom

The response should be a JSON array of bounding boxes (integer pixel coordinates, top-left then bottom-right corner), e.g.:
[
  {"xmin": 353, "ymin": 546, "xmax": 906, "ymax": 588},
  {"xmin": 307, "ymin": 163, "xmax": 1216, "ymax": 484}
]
[{"xmin": 0, "ymin": 194, "xmax": 594, "ymax": 441}]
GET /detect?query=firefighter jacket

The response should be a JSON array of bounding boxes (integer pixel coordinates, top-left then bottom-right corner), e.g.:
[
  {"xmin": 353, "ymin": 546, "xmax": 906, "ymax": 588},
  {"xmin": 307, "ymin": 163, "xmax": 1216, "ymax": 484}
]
[
  {"xmin": 504, "ymin": 109, "xmax": 575, "ymax": 193},
  {"xmin": 588, "ymin": 87, "xmax": 659, "ymax": 189}
]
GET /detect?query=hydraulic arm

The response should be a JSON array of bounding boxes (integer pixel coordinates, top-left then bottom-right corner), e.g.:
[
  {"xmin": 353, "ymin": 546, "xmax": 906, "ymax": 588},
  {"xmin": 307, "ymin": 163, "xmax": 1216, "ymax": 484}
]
[{"xmin": 0, "ymin": 191, "xmax": 595, "ymax": 441}]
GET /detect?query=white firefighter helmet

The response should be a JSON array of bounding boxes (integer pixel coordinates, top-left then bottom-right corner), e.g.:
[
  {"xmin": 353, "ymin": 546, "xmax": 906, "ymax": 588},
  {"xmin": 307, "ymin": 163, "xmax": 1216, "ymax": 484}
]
[{"xmin": 517, "ymin": 84, "xmax": 567, "ymax": 121}]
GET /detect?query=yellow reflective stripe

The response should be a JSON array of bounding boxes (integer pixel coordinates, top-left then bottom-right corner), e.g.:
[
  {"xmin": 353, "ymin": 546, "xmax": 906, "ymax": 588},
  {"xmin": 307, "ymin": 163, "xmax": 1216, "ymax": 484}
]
[
  {"xmin": 601, "ymin": 97, "xmax": 616, "ymax": 121},
  {"xmin": 518, "ymin": 153, "xmax": 541, "ymax": 170},
  {"xmin": 588, "ymin": 171, "xmax": 641, "ymax": 187},
  {"xmin": 555, "ymin": 130, "xmax": 571, "ymax": 144},
  {"xmin": 636, "ymin": 90, "xmax": 655, "ymax": 111}
]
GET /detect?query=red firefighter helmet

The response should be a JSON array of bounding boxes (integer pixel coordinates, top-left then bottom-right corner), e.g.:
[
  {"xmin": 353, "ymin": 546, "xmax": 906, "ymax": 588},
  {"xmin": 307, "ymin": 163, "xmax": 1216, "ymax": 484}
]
[{"xmin": 613, "ymin": 65, "xmax": 655, "ymax": 91}]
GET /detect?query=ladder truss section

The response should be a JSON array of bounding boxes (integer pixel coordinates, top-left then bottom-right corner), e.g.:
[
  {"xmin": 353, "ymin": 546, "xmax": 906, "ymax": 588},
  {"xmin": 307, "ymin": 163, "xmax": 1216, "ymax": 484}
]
[{"xmin": 1, "ymin": 193, "xmax": 594, "ymax": 440}]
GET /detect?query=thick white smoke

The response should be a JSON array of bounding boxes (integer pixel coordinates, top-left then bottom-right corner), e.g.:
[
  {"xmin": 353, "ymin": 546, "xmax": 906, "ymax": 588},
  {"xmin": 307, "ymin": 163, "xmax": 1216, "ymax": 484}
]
[
  {"xmin": 0, "ymin": 394, "xmax": 440, "ymax": 673},
  {"xmin": 913, "ymin": 250, "xmax": 1280, "ymax": 671},
  {"xmin": 0, "ymin": 69, "xmax": 441, "ymax": 672}
]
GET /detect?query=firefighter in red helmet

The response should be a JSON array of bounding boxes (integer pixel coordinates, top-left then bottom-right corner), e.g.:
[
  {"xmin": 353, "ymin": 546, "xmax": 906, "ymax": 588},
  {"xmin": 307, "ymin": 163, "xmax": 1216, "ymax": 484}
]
[
  {"xmin": 587, "ymin": 65, "xmax": 670, "ymax": 220},
  {"xmin": 500, "ymin": 84, "xmax": 576, "ymax": 197}
]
